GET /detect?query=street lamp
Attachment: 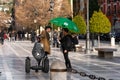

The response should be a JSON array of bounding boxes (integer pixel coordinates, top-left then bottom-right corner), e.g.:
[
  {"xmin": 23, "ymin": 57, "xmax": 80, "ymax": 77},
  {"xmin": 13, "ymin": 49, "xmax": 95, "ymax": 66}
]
[
  {"xmin": 70, "ymin": 0, "xmax": 73, "ymax": 18},
  {"xmin": 49, "ymin": 0, "xmax": 54, "ymax": 19},
  {"xmin": 34, "ymin": 19, "xmax": 37, "ymax": 27},
  {"xmin": 11, "ymin": 0, "xmax": 15, "ymax": 30},
  {"xmin": 111, "ymin": 14, "xmax": 117, "ymax": 46},
  {"xmin": 113, "ymin": 14, "xmax": 117, "ymax": 32},
  {"xmin": 50, "ymin": 0, "xmax": 54, "ymax": 12},
  {"xmin": 34, "ymin": 19, "xmax": 37, "ymax": 34},
  {"xmin": 86, "ymin": 0, "xmax": 90, "ymax": 54},
  {"xmin": 49, "ymin": 0, "xmax": 54, "ymax": 46}
]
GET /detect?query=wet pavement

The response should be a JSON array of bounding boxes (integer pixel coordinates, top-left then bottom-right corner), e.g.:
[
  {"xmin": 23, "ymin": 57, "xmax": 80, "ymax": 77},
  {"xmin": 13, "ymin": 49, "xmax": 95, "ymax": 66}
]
[{"xmin": 0, "ymin": 40, "xmax": 120, "ymax": 80}]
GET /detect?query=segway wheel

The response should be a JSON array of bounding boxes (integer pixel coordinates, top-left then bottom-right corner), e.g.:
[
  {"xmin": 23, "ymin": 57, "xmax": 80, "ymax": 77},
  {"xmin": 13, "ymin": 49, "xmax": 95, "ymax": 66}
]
[
  {"xmin": 25, "ymin": 57, "xmax": 31, "ymax": 73},
  {"xmin": 42, "ymin": 57, "xmax": 49, "ymax": 73}
]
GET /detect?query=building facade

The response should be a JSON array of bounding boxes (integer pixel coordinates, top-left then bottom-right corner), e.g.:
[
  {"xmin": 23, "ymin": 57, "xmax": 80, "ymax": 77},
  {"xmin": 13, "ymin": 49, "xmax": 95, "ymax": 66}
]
[
  {"xmin": 98, "ymin": 0, "xmax": 120, "ymax": 32},
  {"xmin": 72, "ymin": 0, "xmax": 120, "ymax": 32},
  {"xmin": 72, "ymin": 0, "xmax": 87, "ymax": 19}
]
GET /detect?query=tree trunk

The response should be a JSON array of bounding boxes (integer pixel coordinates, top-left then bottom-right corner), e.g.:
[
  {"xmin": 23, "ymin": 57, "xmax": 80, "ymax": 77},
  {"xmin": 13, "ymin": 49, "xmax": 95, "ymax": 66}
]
[{"xmin": 98, "ymin": 33, "xmax": 100, "ymax": 47}]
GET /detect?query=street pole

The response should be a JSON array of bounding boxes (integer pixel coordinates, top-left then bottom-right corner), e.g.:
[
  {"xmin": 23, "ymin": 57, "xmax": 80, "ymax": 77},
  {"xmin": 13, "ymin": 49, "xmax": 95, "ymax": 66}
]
[
  {"xmin": 11, "ymin": 0, "xmax": 15, "ymax": 30},
  {"xmin": 70, "ymin": 0, "xmax": 73, "ymax": 18},
  {"xmin": 86, "ymin": 0, "xmax": 90, "ymax": 54},
  {"xmin": 111, "ymin": 14, "xmax": 117, "ymax": 46},
  {"xmin": 50, "ymin": 0, "xmax": 54, "ymax": 46}
]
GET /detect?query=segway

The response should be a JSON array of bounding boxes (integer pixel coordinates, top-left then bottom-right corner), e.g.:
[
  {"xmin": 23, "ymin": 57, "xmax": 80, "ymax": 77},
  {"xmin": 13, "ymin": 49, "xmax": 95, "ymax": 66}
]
[{"xmin": 25, "ymin": 53, "xmax": 49, "ymax": 73}]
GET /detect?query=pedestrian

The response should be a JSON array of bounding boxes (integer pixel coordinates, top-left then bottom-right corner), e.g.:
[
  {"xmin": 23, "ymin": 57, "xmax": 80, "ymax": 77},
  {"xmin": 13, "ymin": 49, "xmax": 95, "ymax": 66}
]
[
  {"xmin": 0, "ymin": 29, "xmax": 4, "ymax": 45},
  {"xmin": 41, "ymin": 26, "xmax": 52, "ymax": 55},
  {"xmin": 53, "ymin": 29, "xmax": 59, "ymax": 47},
  {"xmin": 21, "ymin": 30, "xmax": 25, "ymax": 40},
  {"xmin": 30, "ymin": 30, "xmax": 36, "ymax": 43},
  {"xmin": 60, "ymin": 28, "xmax": 73, "ymax": 71},
  {"xmin": 10, "ymin": 30, "xmax": 16, "ymax": 42},
  {"xmin": 4, "ymin": 31, "xmax": 8, "ymax": 40}
]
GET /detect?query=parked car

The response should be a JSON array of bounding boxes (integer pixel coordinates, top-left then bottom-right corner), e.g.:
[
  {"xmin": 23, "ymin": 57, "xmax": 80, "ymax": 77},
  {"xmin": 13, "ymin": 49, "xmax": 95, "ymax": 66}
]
[
  {"xmin": 100, "ymin": 33, "xmax": 110, "ymax": 41},
  {"xmin": 115, "ymin": 32, "xmax": 120, "ymax": 42},
  {"xmin": 78, "ymin": 34, "xmax": 86, "ymax": 39}
]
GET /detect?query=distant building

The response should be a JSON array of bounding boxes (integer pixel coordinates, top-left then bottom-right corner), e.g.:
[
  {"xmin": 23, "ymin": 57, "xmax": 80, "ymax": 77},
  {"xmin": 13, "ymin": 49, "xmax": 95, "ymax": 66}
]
[
  {"xmin": 72, "ymin": 0, "xmax": 120, "ymax": 32},
  {"xmin": 0, "ymin": 0, "xmax": 12, "ymax": 12},
  {"xmin": 72, "ymin": 0, "xmax": 87, "ymax": 19},
  {"xmin": 98, "ymin": 0, "xmax": 120, "ymax": 32}
]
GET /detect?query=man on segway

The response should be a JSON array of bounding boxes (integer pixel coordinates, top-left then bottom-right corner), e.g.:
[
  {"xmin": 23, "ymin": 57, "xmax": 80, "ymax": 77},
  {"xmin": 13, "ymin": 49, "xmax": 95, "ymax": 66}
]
[
  {"xmin": 25, "ymin": 26, "xmax": 51, "ymax": 73},
  {"xmin": 32, "ymin": 36, "xmax": 45, "ymax": 65},
  {"xmin": 25, "ymin": 35, "xmax": 49, "ymax": 73}
]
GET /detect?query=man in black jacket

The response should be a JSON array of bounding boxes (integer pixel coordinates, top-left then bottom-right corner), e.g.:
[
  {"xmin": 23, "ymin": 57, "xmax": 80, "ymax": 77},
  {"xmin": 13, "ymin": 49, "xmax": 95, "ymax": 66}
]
[{"xmin": 60, "ymin": 28, "xmax": 72, "ymax": 71}]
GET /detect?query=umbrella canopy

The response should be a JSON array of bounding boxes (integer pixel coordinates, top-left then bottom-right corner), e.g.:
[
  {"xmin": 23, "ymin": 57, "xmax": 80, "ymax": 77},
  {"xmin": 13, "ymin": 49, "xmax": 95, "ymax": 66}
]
[{"xmin": 50, "ymin": 17, "xmax": 80, "ymax": 33}]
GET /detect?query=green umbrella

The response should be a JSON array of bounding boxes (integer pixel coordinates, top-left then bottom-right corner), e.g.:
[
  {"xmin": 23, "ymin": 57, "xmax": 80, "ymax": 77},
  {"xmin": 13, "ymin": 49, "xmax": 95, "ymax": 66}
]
[{"xmin": 50, "ymin": 17, "xmax": 80, "ymax": 33}]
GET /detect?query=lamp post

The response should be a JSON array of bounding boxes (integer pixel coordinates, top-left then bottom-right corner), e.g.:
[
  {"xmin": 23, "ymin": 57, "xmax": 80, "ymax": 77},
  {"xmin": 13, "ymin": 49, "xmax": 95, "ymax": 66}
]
[
  {"xmin": 70, "ymin": 0, "xmax": 73, "ymax": 18},
  {"xmin": 113, "ymin": 14, "xmax": 117, "ymax": 32},
  {"xmin": 49, "ymin": 0, "xmax": 54, "ymax": 46},
  {"xmin": 11, "ymin": 0, "xmax": 15, "ymax": 30},
  {"xmin": 86, "ymin": 0, "xmax": 90, "ymax": 54},
  {"xmin": 111, "ymin": 14, "xmax": 117, "ymax": 46},
  {"xmin": 34, "ymin": 19, "xmax": 37, "ymax": 35},
  {"xmin": 50, "ymin": 0, "xmax": 54, "ymax": 12},
  {"xmin": 34, "ymin": 19, "xmax": 37, "ymax": 27},
  {"xmin": 50, "ymin": 0, "xmax": 54, "ymax": 21}
]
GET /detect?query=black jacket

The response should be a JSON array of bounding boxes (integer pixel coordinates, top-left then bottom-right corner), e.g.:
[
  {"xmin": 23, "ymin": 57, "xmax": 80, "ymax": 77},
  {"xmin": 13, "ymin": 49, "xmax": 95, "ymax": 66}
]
[
  {"xmin": 0, "ymin": 31, "xmax": 4, "ymax": 38},
  {"xmin": 60, "ymin": 34, "xmax": 73, "ymax": 51}
]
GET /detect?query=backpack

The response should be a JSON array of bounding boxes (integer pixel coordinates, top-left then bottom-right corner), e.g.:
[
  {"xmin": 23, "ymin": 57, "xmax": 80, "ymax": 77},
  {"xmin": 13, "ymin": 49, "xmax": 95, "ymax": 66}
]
[
  {"xmin": 72, "ymin": 36, "xmax": 78, "ymax": 44},
  {"xmin": 66, "ymin": 35, "xmax": 74, "ymax": 51}
]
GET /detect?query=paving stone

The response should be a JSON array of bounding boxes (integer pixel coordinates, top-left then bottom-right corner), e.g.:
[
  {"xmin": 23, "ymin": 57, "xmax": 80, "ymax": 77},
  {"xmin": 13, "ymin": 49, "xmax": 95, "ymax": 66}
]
[{"xmin": 0, "ymin": 40, "xmax": 120, "ymax": 80}]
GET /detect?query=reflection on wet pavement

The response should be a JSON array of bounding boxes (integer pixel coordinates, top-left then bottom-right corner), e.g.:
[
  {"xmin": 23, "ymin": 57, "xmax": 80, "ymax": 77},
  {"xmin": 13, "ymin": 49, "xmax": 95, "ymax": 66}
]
[{"xmin": 0, "ymin": 41, "xmax": 120, "ymax": 80}]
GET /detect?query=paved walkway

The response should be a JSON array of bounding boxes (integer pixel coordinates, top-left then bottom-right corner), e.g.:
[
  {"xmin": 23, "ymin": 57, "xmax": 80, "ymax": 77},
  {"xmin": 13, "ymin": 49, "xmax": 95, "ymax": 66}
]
[{"xmin": 0, "ymin": 40, "xmax": 120, "ymax": 80}]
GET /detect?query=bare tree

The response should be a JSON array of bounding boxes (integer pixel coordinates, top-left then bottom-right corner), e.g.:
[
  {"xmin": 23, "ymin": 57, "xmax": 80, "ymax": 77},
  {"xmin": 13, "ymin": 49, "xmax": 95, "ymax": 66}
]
[
  {"xmin": 15, "ymin": 0, "xmax": 72, "ymax": 29},
  {"xmin": 0, "ymin": 11, "xmax": 11, "ymax": 28},
  {"xmin": 15, "ymin": 0, "xmax": 50, "ymax": 28},
  {"xmin": 53, "ymin": 0, "xmax": 72, "ymax": 17}
]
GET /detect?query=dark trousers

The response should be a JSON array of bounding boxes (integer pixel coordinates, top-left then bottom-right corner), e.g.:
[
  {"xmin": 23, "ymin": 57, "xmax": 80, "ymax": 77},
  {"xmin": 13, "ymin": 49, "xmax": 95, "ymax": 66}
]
[
  {"xmin": 53, "ymin": 38, "xmax": 59, "ymax": 47},
  {"xmin": 63, "ymin": 50, "xmax": 72, "ymax": 69},
  {"xmin": 0, "ymin": 37, "xmax": 4, "ymax": 45}
]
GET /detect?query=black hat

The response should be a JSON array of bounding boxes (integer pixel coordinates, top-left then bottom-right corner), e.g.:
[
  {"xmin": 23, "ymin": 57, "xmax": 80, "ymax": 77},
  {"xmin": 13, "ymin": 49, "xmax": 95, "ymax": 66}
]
[
  {"xmin": 45, "ymin": 26, "xmax": 52, "ymax": 30},
  {"xmin": 62, "ymin": 28, "xmax": 69, "ymax": 32}
]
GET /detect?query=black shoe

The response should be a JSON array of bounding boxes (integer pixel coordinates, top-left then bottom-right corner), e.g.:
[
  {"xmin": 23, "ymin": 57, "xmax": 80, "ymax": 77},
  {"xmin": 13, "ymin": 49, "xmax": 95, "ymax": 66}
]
[
  {"xmin": 67, "ymin": 68, "xmax": 77, "ymax": 73},
  {"xmin": 67, "ymin": 68, "xmax": 72, "ymax": 72}
]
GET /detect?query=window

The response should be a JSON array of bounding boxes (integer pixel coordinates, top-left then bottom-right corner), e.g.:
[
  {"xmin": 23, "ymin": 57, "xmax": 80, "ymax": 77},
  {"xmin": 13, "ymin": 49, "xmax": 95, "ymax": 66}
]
[
  {"xmin": 114, "ymin": 5, "xmax": 116, "ymax": 14},
  {"xmin": 113, "ymin": 0, "xmax": 117, "ymax": 2},
  {"xmin": 107, "ymin": 6, "xmax": 111, "ymax": 15},
  {"xmin": 107, "ymin": 0, "xmax": 111, "ymax": 3}
]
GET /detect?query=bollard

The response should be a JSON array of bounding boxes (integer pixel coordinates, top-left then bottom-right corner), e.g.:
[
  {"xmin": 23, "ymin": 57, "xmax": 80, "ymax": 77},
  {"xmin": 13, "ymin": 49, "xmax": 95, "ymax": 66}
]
[
  {"xmin": 94, "ymin": 39, "xmax": 98, "ymax": 47},
  {"xmin": 111, "ymin": 37, "xmax": 115, "ymax": 46},
  {"xmin": 50, "ymin": 60, "xmax": 67, "ymax": 80}
]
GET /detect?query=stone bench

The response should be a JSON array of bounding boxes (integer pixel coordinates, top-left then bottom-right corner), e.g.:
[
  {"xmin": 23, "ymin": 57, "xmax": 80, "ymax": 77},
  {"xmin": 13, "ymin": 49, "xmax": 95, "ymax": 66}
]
[
  {"xmin": 95, "ymin": 47, "xmax": 117, "ymax": 59},
  {"xmin": 75, "ymin": 44, "xmax": 84, "ymax": 52}
]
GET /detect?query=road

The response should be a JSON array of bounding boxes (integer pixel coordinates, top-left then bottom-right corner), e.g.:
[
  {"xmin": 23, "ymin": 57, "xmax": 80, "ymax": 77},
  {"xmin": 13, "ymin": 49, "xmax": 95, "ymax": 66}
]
[{"xmin": 0, "ymin": 40, "xmax": 120, "ymax": 80}]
